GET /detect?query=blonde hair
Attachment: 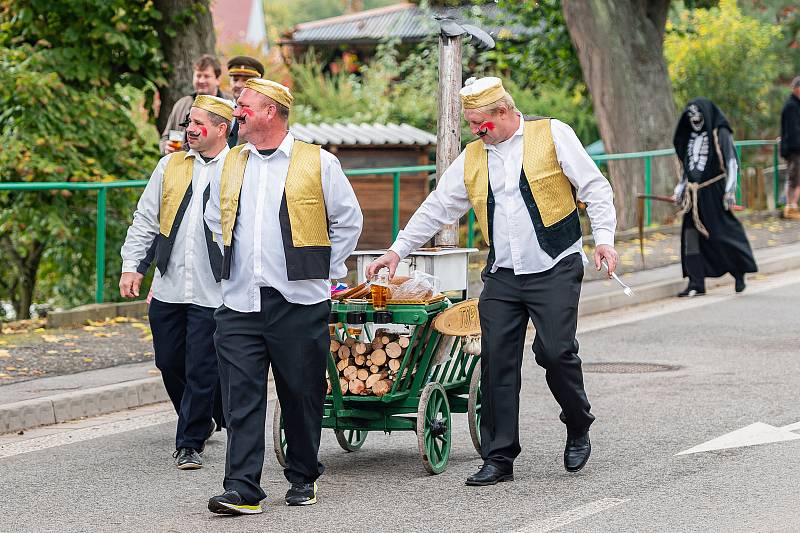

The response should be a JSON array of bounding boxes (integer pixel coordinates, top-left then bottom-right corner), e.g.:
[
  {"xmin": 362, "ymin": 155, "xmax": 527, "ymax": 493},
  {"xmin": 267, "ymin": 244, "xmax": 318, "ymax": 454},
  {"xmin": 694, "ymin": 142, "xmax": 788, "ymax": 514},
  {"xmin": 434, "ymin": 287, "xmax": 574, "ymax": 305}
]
[{"xmin": 463, "ymin": 92, "xmax": 517, "ymax": 115}]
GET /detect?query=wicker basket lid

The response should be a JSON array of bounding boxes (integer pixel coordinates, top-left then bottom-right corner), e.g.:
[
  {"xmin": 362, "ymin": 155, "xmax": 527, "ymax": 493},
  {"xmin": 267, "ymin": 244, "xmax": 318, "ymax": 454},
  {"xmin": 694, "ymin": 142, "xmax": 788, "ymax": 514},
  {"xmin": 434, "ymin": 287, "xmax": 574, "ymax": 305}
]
[{"xmin": 433, "ymin": 299, "xmax": 481, "ymax": 336}]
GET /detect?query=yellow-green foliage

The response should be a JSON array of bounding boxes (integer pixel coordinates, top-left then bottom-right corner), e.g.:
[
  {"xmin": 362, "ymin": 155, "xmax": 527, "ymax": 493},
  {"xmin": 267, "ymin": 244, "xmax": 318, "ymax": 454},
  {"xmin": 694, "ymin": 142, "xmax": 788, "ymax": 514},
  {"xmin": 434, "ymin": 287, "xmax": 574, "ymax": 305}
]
[{"xmin": 664, "ymin": 0, "xmax": 782, "ymax": 137}]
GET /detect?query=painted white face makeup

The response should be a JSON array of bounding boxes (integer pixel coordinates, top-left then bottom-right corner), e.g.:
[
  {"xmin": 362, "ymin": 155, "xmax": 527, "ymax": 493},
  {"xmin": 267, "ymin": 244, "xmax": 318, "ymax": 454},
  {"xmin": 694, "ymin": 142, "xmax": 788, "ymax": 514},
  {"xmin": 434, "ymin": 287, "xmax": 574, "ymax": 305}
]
[{"xmin": 688, "ymin": 104, "xmax": 704, "ymax": 132}]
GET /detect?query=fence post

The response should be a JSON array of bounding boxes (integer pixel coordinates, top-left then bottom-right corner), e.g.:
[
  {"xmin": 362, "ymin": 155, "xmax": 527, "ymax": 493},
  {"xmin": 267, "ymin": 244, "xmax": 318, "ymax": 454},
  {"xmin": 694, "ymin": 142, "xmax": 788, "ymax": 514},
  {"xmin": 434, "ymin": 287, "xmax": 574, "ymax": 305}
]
[
  {"xmin": 735, "ymin": 145, "xmax": 743, "ymax": 205},
  {"xmin": 392, "ymin": 172, "xmax": 400, "ymax": 240},
  {"xmin": 644, "ymin": 156, "xmax": 652, "ymax": 226},
  {"xmin": 773, "ymin": 143, "xmax": 780, "ymax": 207},
  {"xmin": 95, "ymin": 187, "xmax": 107, "ymax": 304},
  {"xmin": 467, "ymin": 209, "xmax": 475, "ymax": 248}
]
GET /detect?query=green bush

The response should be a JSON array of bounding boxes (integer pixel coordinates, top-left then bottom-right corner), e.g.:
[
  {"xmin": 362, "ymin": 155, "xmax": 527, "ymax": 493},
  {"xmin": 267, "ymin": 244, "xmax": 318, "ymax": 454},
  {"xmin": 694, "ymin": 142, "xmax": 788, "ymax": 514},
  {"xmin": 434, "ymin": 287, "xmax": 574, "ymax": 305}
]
[{"xmin": 665, "ymin": 0, "xmax": 783, "ymax": 138}]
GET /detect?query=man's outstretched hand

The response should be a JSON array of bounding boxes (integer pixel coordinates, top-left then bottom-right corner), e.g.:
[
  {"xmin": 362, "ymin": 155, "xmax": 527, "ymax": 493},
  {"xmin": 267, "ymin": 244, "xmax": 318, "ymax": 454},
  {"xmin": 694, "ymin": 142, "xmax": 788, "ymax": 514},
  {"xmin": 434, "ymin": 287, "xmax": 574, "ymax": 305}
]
[
  {"xmin": 366, "ymin": 251, "xmax": 401, "ymax": 280},
  {"xmin": 594, "ymin": 244, "xmax": 619, "ymax": 278}
]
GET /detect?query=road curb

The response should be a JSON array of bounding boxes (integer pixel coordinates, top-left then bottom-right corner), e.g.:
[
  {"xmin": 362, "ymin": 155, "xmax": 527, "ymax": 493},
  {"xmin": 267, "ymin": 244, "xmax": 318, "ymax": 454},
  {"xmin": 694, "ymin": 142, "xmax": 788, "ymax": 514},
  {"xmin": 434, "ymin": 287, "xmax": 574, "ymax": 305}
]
[
  {"xmin": 579, "ymin": 248, "xmax": 800, "ymax": 316},
  {"xmin": 0, "ymin": 377, "xmax": 168, "ymax": 435}
]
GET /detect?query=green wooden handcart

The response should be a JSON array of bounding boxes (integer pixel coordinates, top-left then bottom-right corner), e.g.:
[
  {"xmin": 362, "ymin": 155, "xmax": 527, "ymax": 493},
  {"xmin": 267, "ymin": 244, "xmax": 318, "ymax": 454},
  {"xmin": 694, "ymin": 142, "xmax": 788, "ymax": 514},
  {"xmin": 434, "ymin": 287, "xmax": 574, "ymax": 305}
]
[{"xmin": 272, "ymin": 299, "xmax": 482, "ymax": 474}]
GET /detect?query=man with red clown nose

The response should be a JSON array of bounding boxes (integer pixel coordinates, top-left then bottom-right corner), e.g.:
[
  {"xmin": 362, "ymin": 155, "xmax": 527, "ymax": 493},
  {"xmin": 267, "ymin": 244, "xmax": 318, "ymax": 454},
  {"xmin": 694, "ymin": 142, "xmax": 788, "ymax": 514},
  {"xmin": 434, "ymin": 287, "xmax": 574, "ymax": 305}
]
[
  {"xmin": 120, "ymin": 94, "xmax": 234, "ymax": 470},
  {"xmin": 368, "ymin": 76, "xmax": 618, "ymax": 484}
]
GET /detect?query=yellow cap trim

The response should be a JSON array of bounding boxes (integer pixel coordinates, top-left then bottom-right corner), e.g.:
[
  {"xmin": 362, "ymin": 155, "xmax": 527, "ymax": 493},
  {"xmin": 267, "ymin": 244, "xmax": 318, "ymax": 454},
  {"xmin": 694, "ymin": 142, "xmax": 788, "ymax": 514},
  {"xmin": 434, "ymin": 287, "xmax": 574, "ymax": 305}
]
[{"xmin": 228, "ymin": 67, "xmax": 261, "ymax": 77}]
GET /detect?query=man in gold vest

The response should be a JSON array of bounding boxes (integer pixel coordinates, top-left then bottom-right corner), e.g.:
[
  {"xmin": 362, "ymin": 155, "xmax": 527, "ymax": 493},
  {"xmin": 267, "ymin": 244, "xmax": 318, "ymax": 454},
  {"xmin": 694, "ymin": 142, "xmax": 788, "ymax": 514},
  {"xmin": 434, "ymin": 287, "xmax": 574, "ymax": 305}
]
[
  {"xmin": 368, "ymin": 77, "xmax": 618, "ymax": 484},
  {"xmin": 120, "ymin": 95, "xmax": 234, "ymax": 469},
  {"xmin": 204, "ymin": 78, "xmax": 362, "ymax": 515}
]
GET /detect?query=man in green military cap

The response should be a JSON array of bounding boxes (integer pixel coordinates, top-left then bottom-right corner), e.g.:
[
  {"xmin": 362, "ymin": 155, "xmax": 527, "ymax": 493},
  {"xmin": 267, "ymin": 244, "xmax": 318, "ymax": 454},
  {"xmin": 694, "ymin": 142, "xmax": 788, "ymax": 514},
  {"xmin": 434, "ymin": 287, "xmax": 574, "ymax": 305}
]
[{"xmin": 226, "ymin": 55, "xmax": 264, "ymax": 147}]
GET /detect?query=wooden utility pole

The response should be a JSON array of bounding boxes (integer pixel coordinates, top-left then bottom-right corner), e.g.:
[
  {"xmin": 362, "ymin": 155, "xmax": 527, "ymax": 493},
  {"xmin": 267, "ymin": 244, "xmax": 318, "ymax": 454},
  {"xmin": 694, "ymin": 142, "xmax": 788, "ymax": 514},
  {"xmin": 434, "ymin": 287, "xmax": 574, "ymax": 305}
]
[
  {"xmin": 432, "ymin": 18, "xmax": 494, "ymax": 247},
  {"xmin": 434, "ymin": 33, "xmax": 463, "ymax": 247}
]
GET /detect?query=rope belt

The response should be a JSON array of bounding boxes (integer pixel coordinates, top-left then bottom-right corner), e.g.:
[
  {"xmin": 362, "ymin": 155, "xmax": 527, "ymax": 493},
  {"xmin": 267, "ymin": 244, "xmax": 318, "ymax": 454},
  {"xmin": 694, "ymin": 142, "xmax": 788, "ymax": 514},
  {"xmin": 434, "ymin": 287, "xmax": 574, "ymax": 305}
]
[{"xmin": 678, "ymin": 173, "xmax": 725, "ymax": 239}]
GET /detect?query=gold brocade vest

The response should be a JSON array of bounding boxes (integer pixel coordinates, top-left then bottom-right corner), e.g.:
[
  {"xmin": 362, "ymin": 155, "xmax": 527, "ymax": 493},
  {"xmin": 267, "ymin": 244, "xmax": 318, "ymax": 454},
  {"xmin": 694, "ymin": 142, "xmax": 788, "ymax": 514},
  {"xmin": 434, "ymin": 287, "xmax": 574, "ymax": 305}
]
[
  {"xmin": 218, "ymin": 142, "xmax": 331, "ymax": 281},
  {"xmin": 463, "ymin": 117, "xmax": 581, "ymax": 262},
  {"xmin": 135, "ymin": 152, "xmax": 222, "ymax": 281}
]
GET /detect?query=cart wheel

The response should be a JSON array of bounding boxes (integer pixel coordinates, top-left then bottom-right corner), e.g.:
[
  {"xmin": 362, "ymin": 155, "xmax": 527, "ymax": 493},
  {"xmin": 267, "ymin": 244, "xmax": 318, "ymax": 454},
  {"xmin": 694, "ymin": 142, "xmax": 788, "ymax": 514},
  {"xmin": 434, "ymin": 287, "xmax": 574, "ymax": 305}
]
[
  {"xmin": 335, "ymin": 429, "xmax": 368, "ymax": 452},
  {"xmin": 272, "ymin": 401, "xmax": 287, "ymax": 468},
  {"xmin": 467, "ymin": 361, "xmax": 482, "ymax": 455},
  {"xmin": 416, "ymin": 382, "xmax": 452, "ymax": 474}
]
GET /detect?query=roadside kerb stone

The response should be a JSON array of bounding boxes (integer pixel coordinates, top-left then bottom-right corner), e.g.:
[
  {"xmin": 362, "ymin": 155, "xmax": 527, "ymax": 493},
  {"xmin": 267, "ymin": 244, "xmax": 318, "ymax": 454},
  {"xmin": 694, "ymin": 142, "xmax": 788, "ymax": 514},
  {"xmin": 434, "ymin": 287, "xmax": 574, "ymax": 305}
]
[{"xmin": 0, "ymin": 377, "xmax": 167, "ymax": 435}]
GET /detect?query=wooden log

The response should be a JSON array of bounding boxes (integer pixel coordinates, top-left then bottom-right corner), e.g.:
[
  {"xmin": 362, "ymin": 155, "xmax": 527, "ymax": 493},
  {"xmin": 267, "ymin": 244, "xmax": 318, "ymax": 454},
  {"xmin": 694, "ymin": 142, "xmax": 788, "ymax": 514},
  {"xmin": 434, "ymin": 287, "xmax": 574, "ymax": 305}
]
[
  {"xmin": 380, "ymin": 335, "xmax": 392, "ymax": 345},
  {"xmin": 342, "ymin": 366, "xmax": 358, "ymax": 380},
  {"xmin": 366, "ymin": 358, "xmax": 372, "ymax": 367},
  {"xmin": 330, "ymin": 339, "xmax": 341, "ymax": 353},
  {"xmin": 326, "ymin": 378, "xmax": 332, "ymax": 395},
  {"xmin": 385, "ymin": 342, "xmax": 402, "ymax": 359},
  {"xmin": 398, "ymin": 336, "xmax": 410, "ymax": 348},
  {"xmin": 339, "ymin": 377, "xmax": 349, "ymax": 394},
  {"xmin": 388, "ymin": 358, "xmax": 401, "ymax": 372},
  {"xmin": 371, "ymin": 349, "xmax": 387, "ymax": 366},
  {"xmin": 372, "ymin": 379, "xmax": 392, "ymax": 397},
  {"xmin": 365, "ymin": 372, "xmax": 388, "ymax": 389},
  {"xmin": 344, "ymin": 337, "xmax": 356, "ymax": 348},
  {"xmin": 356, "ymin": 368, "xmax": 369, "ymax": 381},
  {"xmin": 370, "ymin": 364, "xmax": 380, "ymax": 374},
  {"xmin": 371, "ymin": 338, "xmax": 384, "ymax": 351},
  {"xmin": 337, "ymin": 345, "xmax": 351, "ymax": 360},
  {"xmin": 354, "ymin": 354, "xmax": 367, "ymax": 366},
  {"xmin": 348, "ymin": 378, "xmax": 365, "ymax": 395},
  {"xmin": 354, "ymin": 342, "xmax": 370, "ymax": 355},
  {"xmin": 336, "ymin": 358, "xmax": 353, "ymax": 372}
]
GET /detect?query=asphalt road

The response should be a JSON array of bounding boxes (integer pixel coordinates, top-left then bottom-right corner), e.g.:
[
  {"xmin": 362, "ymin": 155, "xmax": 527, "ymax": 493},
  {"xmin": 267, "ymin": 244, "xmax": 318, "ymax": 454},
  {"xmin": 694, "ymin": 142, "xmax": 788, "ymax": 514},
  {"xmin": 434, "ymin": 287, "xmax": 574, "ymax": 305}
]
[{"xmin": 2, "ymin": 270, "xmax": 800, "ymax": 532}]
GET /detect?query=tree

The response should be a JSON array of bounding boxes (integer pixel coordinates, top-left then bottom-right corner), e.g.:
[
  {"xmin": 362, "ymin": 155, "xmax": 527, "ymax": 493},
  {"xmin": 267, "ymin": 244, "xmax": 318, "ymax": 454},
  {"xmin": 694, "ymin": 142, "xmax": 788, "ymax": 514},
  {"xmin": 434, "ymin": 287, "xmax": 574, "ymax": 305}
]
[
  {"xmin": 562, "ymin": 0, "xmax": 678, "ymax": 229},
  {"xmin": 481, "ymin": 0, "xmax": 585, "ymax": 97},
  {"xmin": 665, "ymin": 0, "xmax": 782, "ymax": 138},
  {"xmin": 0, "ymin": 0, "xmax": 162, "ymax": 317},
  {"xmin": 152, "ymin": 0, "xmax": 217, "ymax": 134}
]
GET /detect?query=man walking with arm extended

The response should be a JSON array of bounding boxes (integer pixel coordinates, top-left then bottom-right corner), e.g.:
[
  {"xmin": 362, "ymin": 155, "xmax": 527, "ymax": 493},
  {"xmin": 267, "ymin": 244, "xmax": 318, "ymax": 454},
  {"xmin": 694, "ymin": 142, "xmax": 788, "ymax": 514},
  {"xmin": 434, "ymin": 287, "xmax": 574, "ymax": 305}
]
[
  {"xmin": 368, "ymin": 77, "xmax": 618, "ymax": 484},
  {"xmin": 205, "ymin": 78, "xmax": 363, "ymax": 515}
]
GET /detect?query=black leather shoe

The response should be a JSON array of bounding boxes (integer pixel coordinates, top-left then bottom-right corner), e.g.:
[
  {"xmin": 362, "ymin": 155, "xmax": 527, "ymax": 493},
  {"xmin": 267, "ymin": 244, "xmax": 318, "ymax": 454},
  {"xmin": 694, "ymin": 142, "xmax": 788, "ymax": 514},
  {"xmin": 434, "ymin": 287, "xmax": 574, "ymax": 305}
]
[
  {"xmin": 677, "ymin": 286, "xmax": 705, "ymax": 298},
  {"xmin": 735, "ymin": 276, "xmax": 746, "ymax": 293},
  {"xmin": 564, "ymin": 433, "xmax": 591, "ymax": 472},
  {"xmin": 173, "ymin": 448, "xmax": 202, "ymax": 470},
  {"xmin": 465, "ymin": 464, "xmax": 514, "ymax": 486}
]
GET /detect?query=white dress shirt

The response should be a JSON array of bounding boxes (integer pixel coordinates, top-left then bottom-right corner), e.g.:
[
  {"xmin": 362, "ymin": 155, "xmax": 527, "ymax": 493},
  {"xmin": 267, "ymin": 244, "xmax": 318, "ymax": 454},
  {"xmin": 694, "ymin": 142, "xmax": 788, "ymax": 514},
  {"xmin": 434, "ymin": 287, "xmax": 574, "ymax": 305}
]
[
  {"xmin": 390, "ymin": 116, "xmax": 616, "ymax": 274},
  {"xmin": 204, "ymin": 134, "xmax": 363, "ymax": 312},
  {"xmin": 121, "ymin": 147, "xmax": 227, "ymax": 308}
]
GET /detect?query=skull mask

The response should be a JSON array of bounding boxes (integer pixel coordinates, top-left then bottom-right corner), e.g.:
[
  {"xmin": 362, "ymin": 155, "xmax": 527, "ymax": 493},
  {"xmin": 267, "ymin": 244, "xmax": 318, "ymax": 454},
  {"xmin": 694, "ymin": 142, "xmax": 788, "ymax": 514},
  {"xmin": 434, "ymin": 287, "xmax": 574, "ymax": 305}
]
[{"xmin": 688, "ymin": 104, "xmax": 704, "ymax": 132}]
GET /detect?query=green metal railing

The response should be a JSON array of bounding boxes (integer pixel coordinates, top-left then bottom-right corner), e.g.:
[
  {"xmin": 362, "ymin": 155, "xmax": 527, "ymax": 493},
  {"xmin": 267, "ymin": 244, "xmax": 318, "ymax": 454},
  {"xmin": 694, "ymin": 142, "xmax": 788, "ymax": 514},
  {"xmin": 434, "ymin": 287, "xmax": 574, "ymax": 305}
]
[
  {"xmin": 591, "ymin": 140, "xmax": 780, "ymax": 225},
  {"xmin": 0, "ymin": 139, "xmax": 781, "ymax": 304}
]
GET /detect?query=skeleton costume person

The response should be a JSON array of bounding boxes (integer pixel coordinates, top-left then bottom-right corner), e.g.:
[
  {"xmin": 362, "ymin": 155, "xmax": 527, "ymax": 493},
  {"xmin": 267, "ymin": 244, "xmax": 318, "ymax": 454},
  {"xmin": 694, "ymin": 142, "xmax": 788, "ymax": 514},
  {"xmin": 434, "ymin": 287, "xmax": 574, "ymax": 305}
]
[{"xmin": 673, "ymin": 98, "xmax": 757, "ymax": 297}]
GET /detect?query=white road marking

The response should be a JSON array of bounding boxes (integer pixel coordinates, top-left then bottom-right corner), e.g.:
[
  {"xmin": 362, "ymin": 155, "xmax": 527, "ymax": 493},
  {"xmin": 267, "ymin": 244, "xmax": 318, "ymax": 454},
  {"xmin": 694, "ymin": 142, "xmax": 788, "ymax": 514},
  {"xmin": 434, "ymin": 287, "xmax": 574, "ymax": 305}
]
[
  {"xmin": 676, "ymin": 422, "xmax": 800, "ymax": 456},
  {"xmin": 512, "ymin": 498, "xmax": 628, "ymax": 533},
  {"xmin": 781, "ymin": 421, "xmax": 800, "ymax": 432},
  {"xmin": 0, "ymin": 407, "xmax": 176, "ymax": 460}
]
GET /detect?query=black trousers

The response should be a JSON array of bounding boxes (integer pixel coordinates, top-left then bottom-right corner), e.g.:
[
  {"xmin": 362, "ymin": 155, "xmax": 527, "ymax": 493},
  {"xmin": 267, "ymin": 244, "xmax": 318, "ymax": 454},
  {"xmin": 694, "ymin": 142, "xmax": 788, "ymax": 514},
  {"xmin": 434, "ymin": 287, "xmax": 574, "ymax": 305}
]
[
  {"xmin": 148, "ymin": 298, "xmax": 224, "ymax": 451},
  {"xmin": 214, "ymin": 287, "xmax": 329, "ymax": 504},
  {"xmin": 478, "ymin": 253, "xmax": 594, "ymax": 472}
]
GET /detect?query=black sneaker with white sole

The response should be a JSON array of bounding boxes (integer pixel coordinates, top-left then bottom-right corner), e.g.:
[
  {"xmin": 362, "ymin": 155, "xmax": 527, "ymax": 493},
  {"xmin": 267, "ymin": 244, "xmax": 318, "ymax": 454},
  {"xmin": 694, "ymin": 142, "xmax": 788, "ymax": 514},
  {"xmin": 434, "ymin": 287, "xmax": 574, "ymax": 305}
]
[
  {"xmin": 285, "ymin": 482, "xmax": 317, "ymax": 506},
  {"xmin": 208, "ymin": 490, "xmax": 263, "ymax": 515},
  {"xmin": 173, "ymin": 448, "xmax": 202, "ymax": 470}
]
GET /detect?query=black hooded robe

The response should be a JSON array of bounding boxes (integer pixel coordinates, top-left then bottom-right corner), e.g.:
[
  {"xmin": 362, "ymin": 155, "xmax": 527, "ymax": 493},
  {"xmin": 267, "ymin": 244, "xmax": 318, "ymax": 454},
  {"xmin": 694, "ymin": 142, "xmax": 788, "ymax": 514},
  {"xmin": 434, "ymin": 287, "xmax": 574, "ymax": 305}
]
[{"xmin": 673, "ymin": 98, "xmax": 757, "ymax": 285}]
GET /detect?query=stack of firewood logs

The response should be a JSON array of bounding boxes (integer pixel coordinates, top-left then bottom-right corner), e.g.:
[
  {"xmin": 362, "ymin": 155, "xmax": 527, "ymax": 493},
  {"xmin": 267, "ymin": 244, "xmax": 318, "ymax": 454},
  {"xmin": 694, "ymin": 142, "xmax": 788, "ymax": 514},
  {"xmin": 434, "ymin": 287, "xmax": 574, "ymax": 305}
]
[{"xmin": 328, "ymin": 329, "xmax": 412, "ymax": 397}]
